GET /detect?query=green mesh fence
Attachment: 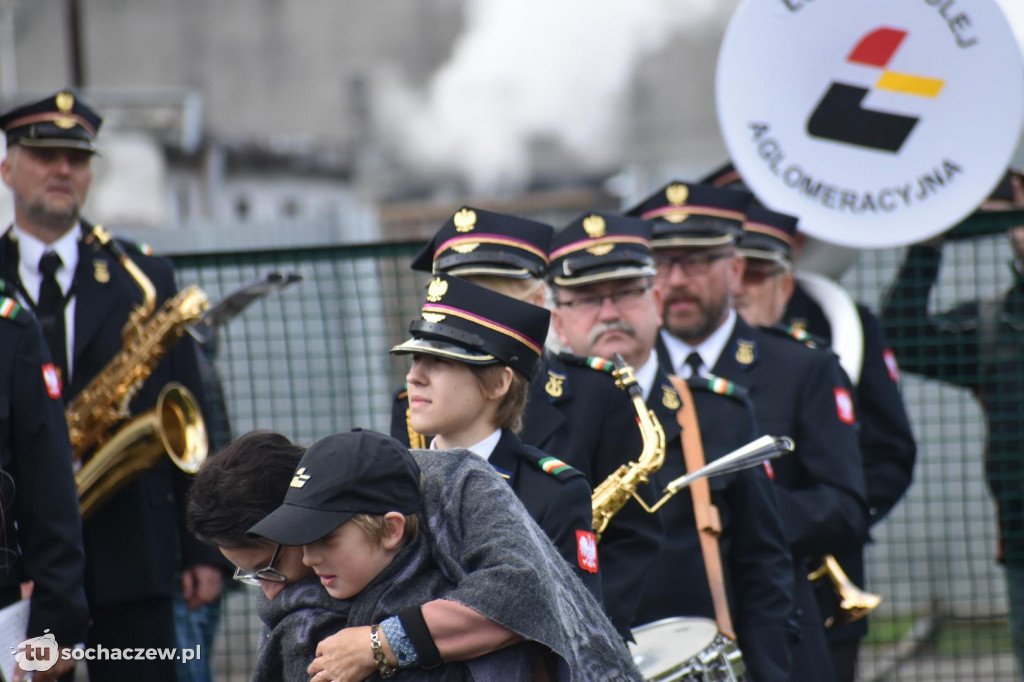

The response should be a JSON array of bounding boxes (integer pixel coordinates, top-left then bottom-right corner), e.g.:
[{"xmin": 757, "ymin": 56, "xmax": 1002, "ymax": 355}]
[{"xmin": 168, "ymin": 235, "xmax": 1021, "ymax": 681}]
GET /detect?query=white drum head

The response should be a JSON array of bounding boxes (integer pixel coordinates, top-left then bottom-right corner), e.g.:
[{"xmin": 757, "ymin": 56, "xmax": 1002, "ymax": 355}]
[{"xmin": 630, "ymin": 617, "xmax": 720, "ymax": 680}]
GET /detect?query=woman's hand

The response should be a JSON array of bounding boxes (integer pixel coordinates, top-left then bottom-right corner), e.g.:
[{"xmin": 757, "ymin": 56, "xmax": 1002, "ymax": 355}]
[{"xmin": 308, "ymin": 625, "xmax": 394, "ymax": 682}]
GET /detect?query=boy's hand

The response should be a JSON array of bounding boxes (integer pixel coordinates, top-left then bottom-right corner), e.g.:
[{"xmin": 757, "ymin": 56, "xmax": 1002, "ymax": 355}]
[{"xmin": 310, "ymin": 625, "xmax": 395, "ymax": 682}]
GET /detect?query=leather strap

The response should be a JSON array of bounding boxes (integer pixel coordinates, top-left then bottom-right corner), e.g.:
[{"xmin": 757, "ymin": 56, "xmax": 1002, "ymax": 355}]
[
  {"xmin": 667, "ymin": 374, "xmax": 736, "ymax": 640},
  {"xmin": 398, "ymin": 605, "xmax": 444, "ymax": 669}
]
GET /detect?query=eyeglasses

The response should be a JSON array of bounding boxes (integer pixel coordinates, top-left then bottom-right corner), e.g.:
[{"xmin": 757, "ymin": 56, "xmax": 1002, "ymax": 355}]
[
  {"xmin": 654, "ymin": 250, "xmax": 732, "ymax": 277},
  {"xmin": 232, "ymin": 544, "xmax": 288, "ymax": 586},
  {"xmin": 555, "ymin": 285, "xmax": 650, "ymax": 314},
  {"xmin": 742, "ymin": 264, "xmax": 787, "ymax": 285}
]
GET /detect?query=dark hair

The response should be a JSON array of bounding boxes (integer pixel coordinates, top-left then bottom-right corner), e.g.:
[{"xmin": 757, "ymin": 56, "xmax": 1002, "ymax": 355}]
[
  {"xmin": 186, "ymin": 430, "xmax": 304, "ymax": 549},
  {"xmin": 468, "ymin": 364, "xmax": 530, "ymax": 433}
]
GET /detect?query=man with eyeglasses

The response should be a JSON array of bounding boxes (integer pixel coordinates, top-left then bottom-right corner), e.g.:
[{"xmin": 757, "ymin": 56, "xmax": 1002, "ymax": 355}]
[
  {"xmin": 624, "ymin": 181, "xmax": 869, "ymax": 682},
  {"xmin": 548, "ymin": 211, "xmax": 795, "ymax": 682}
]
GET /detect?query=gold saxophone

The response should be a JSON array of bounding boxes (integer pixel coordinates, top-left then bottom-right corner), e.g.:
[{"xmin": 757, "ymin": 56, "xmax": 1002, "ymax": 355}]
[
  {"xmin": 807, "ymin": 555, "xmax": 883, "ymax": 627},
  {"xmin": 67, "ymin": 225, "xmax": 209, "ymax": 519},
  {"xmin": 587, "ymin": 354, "xmax": 667, "ymax": 543}
]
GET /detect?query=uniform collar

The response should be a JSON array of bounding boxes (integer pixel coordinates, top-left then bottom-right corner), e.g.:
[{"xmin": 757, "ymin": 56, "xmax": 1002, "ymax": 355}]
[
  {"xmin": 660, "ymin": 308, "xmax": 737, "ymax": 376},
  {"xmin": 430, "ymin": 427, "xmax": 503, "ymax": 462},
  {"xmin": 634, "ymin": 350, "xmax": 658, "ymax": 402},
  {"xmin": 13, "ymin": 222, "xmax": 82, "ymax": 278}
]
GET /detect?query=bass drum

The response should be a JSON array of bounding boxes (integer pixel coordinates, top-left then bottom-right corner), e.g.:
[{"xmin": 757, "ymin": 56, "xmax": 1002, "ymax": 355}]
[{"xmin": 629, "ymin": 618, "xmax": 746, "ymax": 681}]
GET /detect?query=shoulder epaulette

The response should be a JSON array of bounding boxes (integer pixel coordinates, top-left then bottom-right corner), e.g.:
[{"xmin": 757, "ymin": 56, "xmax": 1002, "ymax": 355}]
[
  {"xmin": 517, "ymin": 447, "xmax": 584, "ymax": 483},
  {"xmin": 116, "ymin": 236, "xmax": 154, "ymax": 257},
  {"xmin": 761, "ymin": 323, "xmax": 825, "ymax": 349},
  {"xmin": 0, "ymin": 295, "xmax": 30, "ymax": 327}
]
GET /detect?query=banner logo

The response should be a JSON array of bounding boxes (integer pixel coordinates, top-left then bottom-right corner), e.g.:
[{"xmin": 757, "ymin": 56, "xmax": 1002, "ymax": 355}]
[{"xmin": 807, "ymin": 28, "xmax": 945, "ymax": 153}]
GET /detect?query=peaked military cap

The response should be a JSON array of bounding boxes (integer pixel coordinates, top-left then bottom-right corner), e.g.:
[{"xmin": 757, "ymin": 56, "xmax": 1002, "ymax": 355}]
[
  {"xmin": 548, "ymin": 212, "xmax": 655, "ymax": 287},
  {"xmin": 410, "ymin": 206, "xmax": 553, "ymax": 279},
  {"xmin": 391, "ymin": 273, "xmax": 550, "ymax": 378},
  {"xmin": 624, "ymin": 180, "xmax": 752, "ymax": 248},
  {"xmin": 0, "ymin": 90, "xmax": 102, "ymax": 153},
  {"xmin": 739, "ymin": 204, "xmax": 798, "ymax": 264}
]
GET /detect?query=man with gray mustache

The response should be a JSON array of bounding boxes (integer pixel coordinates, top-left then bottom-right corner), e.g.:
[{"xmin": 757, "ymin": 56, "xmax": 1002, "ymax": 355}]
[{"xmin": 548, "ymin": 210, "xmax": 795, "ymax": 682}]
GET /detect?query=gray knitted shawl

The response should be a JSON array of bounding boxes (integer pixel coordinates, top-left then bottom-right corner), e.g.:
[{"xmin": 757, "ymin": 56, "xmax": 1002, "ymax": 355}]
[{"xmin": 254, "ymin": 447, "xmax": 641, "ymax": 681}]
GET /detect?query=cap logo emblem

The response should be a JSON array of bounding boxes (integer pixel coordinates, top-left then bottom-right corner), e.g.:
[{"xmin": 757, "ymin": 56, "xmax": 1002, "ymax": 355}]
[
  {"xmin": 56, "ymin": 92, "xmax": 74, "ymax": 113},
  {"xmin": 586, "ymin": 243, "xmax": 614, "ymax": 257},
  {"xmin": 582, "ymin": 214, "xmax": 606, "ymax": 238},
  {"xmin": 545, "ymin": 370, "xmax": 565, "ymax": 399},
  {"xmin": 736, "ymin": 340, "xmax": 755, "ymax": 365},
  {"xmin": 662, "ymin": 386, "xmax": 681, "ymax": 410},
  {"xmin": 421, "ymin": 312, "xmax": 446, "ymax": 323},
  {"xmin": 290, "ymin": 467, "xmax": 311, "ymax": 488},
  {"xmin": 453, "ymin": 208, "xmax": 477, "ymax": 233},
  {"xmin": 426, "ymin": 277, "xmax": 448, "ymax": 302},
  {"xmin": 666, "ymin": 183, "xmax": 689, "ymax": 206},
  {"xmin": 93, "ymin": 260, "xmax": 110, "ymax": 283},
  {"xmin": 451, "ymin": 243, "xmax": 479, "ymax": 254}
]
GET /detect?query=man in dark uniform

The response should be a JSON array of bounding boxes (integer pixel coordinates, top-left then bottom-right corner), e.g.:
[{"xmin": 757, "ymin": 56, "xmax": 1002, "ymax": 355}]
[
  {"xmin": 391, "ymin": 273, "xmax": 602, "ymax": 601},
  {"xmin": 627, "ymin": 181, "xmax": 869, "ymax": 682},
  {"xmin": 732, "ymin": 202, "xmax": 917, "ymax": 682},
  {"xmin": 389, "ymin": 206, "xmax": 662, "ymax": 637},
  {"xmin": 881, "ymin": 169, "xmax": 1024, "ymax": 672},
  {"xmin": 0, "ymin": 290, "xmax": 87, "ymax": 681},
  {"xmin": 0, "ymin": 91, "xmax": 223, "ymax": 681},
  {"xmin": 548, "ymin": 211, "xmax": 795, "ymax": 682}
]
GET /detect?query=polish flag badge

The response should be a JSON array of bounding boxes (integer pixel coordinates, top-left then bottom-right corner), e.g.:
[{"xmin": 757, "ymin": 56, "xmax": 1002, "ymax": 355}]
[
  {"xmin": 41, "ymin": 364, "xmax": 62, "ymax": 400},
  {"xmin": 576, "ymin": 530, "xmax": 599, "ymax": 574},
  {"xmin": 834, "ymin": 387, "xmax": 855, "ymax": 425}
]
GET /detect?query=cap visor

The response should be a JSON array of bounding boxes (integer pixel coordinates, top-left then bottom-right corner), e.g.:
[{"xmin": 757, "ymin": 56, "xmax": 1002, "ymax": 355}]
[
  {"xmin": 446, "ymin": 264, "xmax": 534, "ymax": 279},
  {"xmin": 247, "ymin": 504, "xmax": 355, "ymax": 546},
  {"xmin": 390, "ymin": 337, "xmax": 497, "ymax": 364},
  {"xmin": 17, "ymin": 138, "xmax": 98, "ymax": 154},
  {"xmin": 552, "ymin": 265, "xmax": 656, "ymax": 287},
  {"xmin": 651, "ymin": 234, "xmax": 736, "ymax": 249}
]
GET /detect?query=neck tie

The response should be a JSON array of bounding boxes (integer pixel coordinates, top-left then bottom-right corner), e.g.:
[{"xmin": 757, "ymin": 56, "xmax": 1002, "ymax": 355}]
[
  {"xmin": 37, "ymin": 251, "xmax": 68, "ymax": 386},
  {"xmin": 685, "ymin": 351, "xmax": 704, "ymax": 380}
]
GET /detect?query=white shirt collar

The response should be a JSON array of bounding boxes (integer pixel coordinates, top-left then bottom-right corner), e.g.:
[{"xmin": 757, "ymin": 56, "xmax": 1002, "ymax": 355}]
[
  {"xmin": 660, "ymin": 308, "xmax": 737, "ymax": 377},
  {"xmin": 430, "ymin": 428, "xmax": 503, "ymax": 462},
  {"xmin": 634, "ymin": 350, "xmax": 659, "ymax": 402},
  {"xmin": 13, "ymin": 223, "xmax": 81, "ymax": 295}
]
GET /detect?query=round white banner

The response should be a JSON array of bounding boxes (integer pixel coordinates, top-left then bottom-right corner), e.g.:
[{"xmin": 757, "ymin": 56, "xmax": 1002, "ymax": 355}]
[{"xmin": 716, "ymin": 0, "xmax": 1024, "ymax": 248}]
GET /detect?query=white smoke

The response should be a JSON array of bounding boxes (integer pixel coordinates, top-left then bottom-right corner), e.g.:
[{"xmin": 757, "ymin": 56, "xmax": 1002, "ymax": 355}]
[{"xmin": 378, "ymin": 0, "xmax": 730, "ymax": 194}]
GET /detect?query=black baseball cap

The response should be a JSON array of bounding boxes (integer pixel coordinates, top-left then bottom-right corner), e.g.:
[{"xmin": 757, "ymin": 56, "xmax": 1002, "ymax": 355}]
[{"xmin": 247, "ymin": 430, "xmax": 421, "ymax": 546}]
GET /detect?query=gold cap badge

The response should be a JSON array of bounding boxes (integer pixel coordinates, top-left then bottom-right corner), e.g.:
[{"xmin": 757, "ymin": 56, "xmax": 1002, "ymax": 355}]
[
  {"xmin": 586, "ymin": 243, "xmax": 614, "ymax": 257},
  {"xmin": 290, "ymin": 467, "xmax": 311, "ymax": 488},
  {"xmin": 582, "ymin": 214, "xmax": 606, "ymax": 239},
  {"xmin": 666, "ymin": 183, "xmax": 689, "ymax": 207},
  {"xmin": 453, "ymin": 208, "xmax": 477, "ymax": 233},
  {"xmin": 426, "ymin": 277, "xmax": 448, "ymax": 302},
  {"xmin": 421, "ymin": 312, "xmax": 447, "ymax": 323},
  {"xmin": 451, "ymin": 243, "xmax": 479, "ymax": 254},
  {"xmin": 56, "ymin": 91, "xmax": 74, "ymax": 114}
]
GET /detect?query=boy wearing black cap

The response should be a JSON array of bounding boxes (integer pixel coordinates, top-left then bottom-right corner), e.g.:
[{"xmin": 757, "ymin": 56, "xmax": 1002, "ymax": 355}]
[{"xmin": 202, "ymin": 429, "xmax": 639, "ymax": 681}]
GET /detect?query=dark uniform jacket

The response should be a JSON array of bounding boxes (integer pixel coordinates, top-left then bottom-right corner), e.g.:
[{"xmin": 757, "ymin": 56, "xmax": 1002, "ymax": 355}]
[
  {"xmin": 633, "ymin": 362, "xmax": 794, "ymax": 682},
  {"xmin": 659, "ymin": 318, "xmax": 868, "ymax": 682},
  {"xmin": 786, "ymin": 284, "xmax": 917, "ymax": 643},
  {"xmin": 0, "ymin": 224, "xmax": 217, "ymax": 607},
  {"xmin": 0, "ymin": 297, "xmax": 89, "ymax": 644},
  {"xmin": 388, "ymin": 408, "xmax": 602, "ymax": 603},
  {"xmin": 519, "ymin": 352, "xmax": 663, "ymax": 637},
  {"xmin": 882, "ymin": 245, "xmax": 1024, "ymax": 562}
]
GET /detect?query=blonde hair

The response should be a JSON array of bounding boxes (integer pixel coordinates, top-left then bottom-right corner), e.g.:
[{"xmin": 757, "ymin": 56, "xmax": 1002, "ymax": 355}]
[
  {"xmin": 468, "ymin": 364, "xmax": 530, "ymax": 433},
  {"xmin": 350, "ymin": 513, "xmax": 419, "ymax": 548},
  {"xmin": 464, "ymin": 275, "xmax": 546, "ymax": 306}
]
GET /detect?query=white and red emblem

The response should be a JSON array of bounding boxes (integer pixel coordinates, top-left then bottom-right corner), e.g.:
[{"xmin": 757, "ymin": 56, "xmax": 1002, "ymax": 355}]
[
  {"xmin": 41, "ymin": 363, "xmax": 62, "ymax": 400},
  {"xmin": 883, "ymin": 349, "xmax": 901, "ymax": 383},
  {"xmin": 834, "ymin": 387, "xmax": 855, "ymax": 425},
  {"xmin": 576, "ymin": 530, "xmax": 599, "ymax": 574}
]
